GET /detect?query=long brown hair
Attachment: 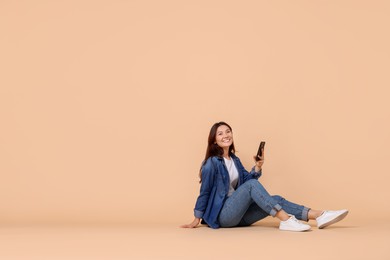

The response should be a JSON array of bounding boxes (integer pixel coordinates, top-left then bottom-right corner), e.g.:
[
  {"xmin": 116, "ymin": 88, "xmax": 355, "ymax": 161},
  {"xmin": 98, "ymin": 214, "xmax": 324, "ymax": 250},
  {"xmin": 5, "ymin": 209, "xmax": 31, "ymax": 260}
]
[{"xmin": 199, "ymin": 121, "xmax": 236, "ymax": 183}]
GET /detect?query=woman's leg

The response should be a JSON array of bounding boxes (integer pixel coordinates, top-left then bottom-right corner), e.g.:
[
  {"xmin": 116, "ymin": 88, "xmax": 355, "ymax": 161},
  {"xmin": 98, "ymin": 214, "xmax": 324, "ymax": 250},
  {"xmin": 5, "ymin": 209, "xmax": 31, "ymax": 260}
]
[
  {"xmin": 237, "ymin": 195, "xmax": 311, "ymax": 226},
  {"xmin": 308, "ymin": 209, "xmax": 324, "ymax": 220},
  {"xmin": 236, "ymin": 203, "xmax": 269, "ymax": 226},
  {"xmin": 219, "ymin": 179, "xmax": 290, "ymax": 227},
  {"xmin": 236, "ymin": 197, "xmax": 346, "ymax": 229},
  {"xmin": 272, "ymin": 195, "xmax": 311, "ymax": 222}
]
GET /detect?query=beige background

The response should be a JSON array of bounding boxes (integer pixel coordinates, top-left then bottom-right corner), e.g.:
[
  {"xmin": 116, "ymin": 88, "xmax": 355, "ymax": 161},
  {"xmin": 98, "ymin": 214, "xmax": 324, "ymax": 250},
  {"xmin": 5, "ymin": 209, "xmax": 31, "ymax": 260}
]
[{"xmin": 1, "ymin": 0, "xmax": 390, "ymax": 227}]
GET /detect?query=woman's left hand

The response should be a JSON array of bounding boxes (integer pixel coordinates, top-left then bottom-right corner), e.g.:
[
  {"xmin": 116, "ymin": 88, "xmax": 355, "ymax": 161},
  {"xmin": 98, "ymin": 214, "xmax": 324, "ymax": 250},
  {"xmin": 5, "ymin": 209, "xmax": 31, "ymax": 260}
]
[{"xmin": 253, "ymin": 149, "xmax": 264, "ymax": 172}]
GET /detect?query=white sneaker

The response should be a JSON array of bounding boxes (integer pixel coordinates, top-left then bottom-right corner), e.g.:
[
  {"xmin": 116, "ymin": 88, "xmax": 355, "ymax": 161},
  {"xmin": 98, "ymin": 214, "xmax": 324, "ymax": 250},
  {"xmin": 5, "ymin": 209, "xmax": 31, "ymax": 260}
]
[
  {"xmin": 279, "ymin": 216, "xmax": 311, "ymax": 232},
  {"xmin": 316, "ymin": 209, "xmax": 349, "ymax": 229}
]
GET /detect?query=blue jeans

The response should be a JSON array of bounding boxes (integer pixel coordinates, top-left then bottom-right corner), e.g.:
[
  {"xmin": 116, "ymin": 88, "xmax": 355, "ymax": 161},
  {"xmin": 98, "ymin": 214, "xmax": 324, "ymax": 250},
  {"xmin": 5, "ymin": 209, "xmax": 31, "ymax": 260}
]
[{"xmin": 218, "ymin": 179, "xmax": 310, "ymax": 227}]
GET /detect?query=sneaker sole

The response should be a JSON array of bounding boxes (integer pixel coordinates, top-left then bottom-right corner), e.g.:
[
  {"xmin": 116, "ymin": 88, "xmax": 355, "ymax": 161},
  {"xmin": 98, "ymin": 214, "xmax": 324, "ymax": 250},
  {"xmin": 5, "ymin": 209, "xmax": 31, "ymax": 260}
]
[
  {"xmin": 318, "ymin": 210, "xmax": 349, "ymax": 229},
  {"xmin": 280, "ymin": 228, "xmax": 311, "ymax": 232}
]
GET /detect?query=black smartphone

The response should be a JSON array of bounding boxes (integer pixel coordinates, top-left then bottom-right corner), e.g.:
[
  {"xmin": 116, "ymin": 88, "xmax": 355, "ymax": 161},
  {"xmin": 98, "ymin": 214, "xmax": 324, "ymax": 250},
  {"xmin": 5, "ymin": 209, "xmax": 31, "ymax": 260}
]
[{"xmin": 256, "ymin": 141, "xmax": 265, "ymax": 161}]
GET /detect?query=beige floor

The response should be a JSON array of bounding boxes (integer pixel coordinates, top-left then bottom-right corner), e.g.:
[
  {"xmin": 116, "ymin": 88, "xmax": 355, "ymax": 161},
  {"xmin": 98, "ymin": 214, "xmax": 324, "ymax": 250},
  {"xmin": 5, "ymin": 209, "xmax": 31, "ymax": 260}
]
[{"xmin": 0, "ymin": 218, "xmax": 388, "ymax": 260}]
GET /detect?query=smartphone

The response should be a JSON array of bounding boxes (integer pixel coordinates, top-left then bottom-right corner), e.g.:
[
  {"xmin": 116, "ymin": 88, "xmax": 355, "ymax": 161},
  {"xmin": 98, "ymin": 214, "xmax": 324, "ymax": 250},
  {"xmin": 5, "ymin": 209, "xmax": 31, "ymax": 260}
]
[{"xmin": 256, "ymin": 141, "xmax": 265, "ymax": 161}]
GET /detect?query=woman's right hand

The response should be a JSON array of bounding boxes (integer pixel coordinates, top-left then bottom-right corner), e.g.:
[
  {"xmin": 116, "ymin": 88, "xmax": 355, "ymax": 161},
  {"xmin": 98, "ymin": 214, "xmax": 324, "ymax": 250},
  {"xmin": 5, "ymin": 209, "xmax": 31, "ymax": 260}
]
[{"xmin": 180, "ymin": 218, "xmax": 200, "ymax": 228}]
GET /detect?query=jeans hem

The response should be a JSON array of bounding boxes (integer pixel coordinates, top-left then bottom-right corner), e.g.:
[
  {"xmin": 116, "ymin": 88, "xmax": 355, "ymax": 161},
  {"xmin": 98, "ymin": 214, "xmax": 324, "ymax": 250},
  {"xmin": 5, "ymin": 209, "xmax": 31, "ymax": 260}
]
[
  {"xmin": 269, "ymin": 203, "xmax": 282, "ymax": 217},
  {"xmin": 302, "ymin": 207, "xmax": 310, "ymax": 221}
]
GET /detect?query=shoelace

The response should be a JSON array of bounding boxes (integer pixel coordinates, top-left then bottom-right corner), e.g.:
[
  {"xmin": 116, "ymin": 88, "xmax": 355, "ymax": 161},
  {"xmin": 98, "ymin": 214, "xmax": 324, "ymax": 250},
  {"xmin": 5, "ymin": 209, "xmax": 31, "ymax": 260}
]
[{"xmin": 288, "ymin": 215, "xmax": 304, "ymax": 225}]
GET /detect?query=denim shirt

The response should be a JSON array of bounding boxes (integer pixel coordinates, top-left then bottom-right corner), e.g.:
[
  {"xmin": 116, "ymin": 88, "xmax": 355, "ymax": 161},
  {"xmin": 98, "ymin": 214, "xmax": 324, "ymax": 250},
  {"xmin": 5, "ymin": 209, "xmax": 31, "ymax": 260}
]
[{"xmin": 194, "ymin": 154, "xmax": 262, "ymax": 229}]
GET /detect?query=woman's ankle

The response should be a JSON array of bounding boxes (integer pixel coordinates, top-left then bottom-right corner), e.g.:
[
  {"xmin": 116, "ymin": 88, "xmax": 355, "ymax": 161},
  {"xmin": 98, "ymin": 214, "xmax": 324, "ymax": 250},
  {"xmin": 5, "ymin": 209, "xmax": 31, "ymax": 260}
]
[
  {"xmin": 275, "ymin": 210, "xmax": 290, "ymax": 221},
  {"xmin": 308, "ymin": 209, "xmax": 324, "ymax": 220}
]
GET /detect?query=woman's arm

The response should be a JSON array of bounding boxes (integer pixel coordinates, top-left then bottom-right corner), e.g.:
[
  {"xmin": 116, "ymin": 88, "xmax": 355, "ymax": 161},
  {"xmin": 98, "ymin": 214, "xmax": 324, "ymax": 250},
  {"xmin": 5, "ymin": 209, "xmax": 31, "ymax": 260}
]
[
  {"xmin": 181, "ymin": 159, "xmax": 215, "ymax": 228},
  {"xmin": 193, "ymin": 159, "xmax": 215, "ymax": 219},
  {"xmin": 236, "ymin": 151, "xmax": 265, "ymax": 182}
]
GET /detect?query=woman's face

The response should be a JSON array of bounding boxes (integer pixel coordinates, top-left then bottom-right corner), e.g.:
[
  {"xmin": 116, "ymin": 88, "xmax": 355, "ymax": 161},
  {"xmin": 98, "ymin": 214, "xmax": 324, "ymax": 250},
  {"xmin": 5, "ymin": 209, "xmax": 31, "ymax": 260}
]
[{"xmin": 215, "ymin": 125, "xmax": 233, "ymax": 148}]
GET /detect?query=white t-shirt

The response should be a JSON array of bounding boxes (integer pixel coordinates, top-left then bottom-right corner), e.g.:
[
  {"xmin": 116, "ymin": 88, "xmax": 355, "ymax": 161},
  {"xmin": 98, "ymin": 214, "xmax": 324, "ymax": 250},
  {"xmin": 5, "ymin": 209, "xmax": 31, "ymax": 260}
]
[{"xmin": 224, "ymin": 157, "xmax": 239, "ymax": 197}]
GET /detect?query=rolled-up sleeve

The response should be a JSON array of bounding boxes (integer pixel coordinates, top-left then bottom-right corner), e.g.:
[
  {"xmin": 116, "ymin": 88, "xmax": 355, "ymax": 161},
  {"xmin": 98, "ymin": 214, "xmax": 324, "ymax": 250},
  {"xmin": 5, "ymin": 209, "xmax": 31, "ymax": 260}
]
[{"xmin": 249, "ymin": 166, "xmax": 262, "ymax": 179}]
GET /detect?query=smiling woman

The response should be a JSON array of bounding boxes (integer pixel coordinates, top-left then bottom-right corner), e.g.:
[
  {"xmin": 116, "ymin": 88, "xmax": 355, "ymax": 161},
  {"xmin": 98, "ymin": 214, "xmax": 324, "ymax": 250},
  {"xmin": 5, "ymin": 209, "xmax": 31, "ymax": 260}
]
[
  {"xmin": 181, "ymin": 122, "xmax": 349, "ymax": 232},
  {"xmin": 198, "ymin": 122, "xmax": 236, "ymax": 183}
]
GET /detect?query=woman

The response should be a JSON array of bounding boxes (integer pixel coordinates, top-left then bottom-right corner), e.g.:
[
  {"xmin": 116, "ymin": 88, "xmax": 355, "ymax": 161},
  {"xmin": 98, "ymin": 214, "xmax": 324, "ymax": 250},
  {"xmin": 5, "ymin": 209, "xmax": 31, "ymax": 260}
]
[{"xmin": 181, "ymin": 122, "xmax": 348, "ymax": 231}]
